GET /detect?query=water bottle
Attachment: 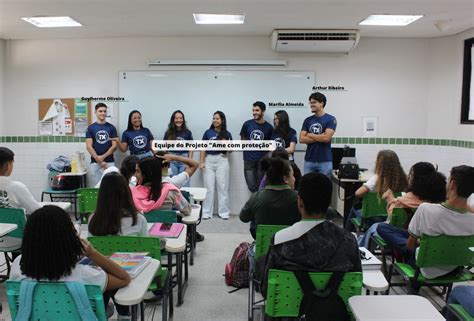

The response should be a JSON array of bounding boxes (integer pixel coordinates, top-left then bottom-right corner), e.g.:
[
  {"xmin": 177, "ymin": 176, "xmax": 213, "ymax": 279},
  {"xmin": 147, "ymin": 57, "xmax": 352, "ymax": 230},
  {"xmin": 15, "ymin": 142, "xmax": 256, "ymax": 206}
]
[{"xmin": 71, "ymin": 157, "xmax": 77, "ymax": 173}]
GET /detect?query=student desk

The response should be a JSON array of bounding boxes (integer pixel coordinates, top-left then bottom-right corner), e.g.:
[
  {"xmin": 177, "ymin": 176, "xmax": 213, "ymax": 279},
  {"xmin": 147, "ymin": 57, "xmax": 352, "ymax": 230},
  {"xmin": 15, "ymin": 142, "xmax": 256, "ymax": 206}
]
[
  {"xmin": 349, "ymin": 295, "xmax": 445, "ymax": 321},
  {"xmin": 115, "ymin": 258, "xmax": 160, "ymax": 321},
  {"xmin": 0, "ymin": 223, "xmax": 17, "ymax": 237},
  {"xmin": 181, "ymin": 204, "xmax": 200, "ymax": 266},
  {"xmin": 41, "ymin": 188, "xmax": 78, "ymax": 219},
  {"xmin": 148, "ymin": 223, "xmax": 188, "ymax": 306},
  {"xmin": 360, "ymin": 247, "xmax": 389, "ymax": 295},
  {"xmin": 39, "ymin": 201, "xmax": 71, "ymax": 211},
  {"xmin": 331, "ymin": 170, "xmax": 373, "ymax": 227}
]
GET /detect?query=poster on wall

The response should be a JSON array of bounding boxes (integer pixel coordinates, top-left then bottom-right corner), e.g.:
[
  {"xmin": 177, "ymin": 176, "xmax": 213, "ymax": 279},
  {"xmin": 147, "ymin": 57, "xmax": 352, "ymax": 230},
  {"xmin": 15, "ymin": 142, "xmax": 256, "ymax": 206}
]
[
  {"xmin": 74, "ymin": 98, "xmax": 88, "ymax": 137},
  {"xmin": 39, "ymin": 121, "xmax": 53, "ymax": 136},
  {"xmin": 362, "ymin": 117, "xmax": 377, "ymax": 137}
]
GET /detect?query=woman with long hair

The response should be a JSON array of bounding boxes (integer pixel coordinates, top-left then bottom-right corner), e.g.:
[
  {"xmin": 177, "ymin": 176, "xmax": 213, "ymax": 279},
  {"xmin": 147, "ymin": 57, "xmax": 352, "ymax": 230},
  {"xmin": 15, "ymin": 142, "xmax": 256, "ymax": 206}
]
[
  {"xmin": 114, "ymin": 110, "xmax": 155, "ymax": 159},
  {"xmin": 163, "ymin": 110, "xmax": 194, "ymax": 186},
  {"xmin": 89, "ymin": 172, "xmax": 148, "ymax": 236},
  {"xmin": 200, "ymin": 111, "xmax": 233, "ymax": 219},
  {"xmin": 271, "ymin": 110, "xmax": 297, "ymax": 161},
  {"xmin": 130, "ymin": 156, "xmax": 191, "ymax": 215},
  {"xmin": 346, "ymin": 149, "xmax": 408, "ymax": 232},
  {"xmin": 9, "ymin": 206, "xmax": 130, "ymax": 316}
]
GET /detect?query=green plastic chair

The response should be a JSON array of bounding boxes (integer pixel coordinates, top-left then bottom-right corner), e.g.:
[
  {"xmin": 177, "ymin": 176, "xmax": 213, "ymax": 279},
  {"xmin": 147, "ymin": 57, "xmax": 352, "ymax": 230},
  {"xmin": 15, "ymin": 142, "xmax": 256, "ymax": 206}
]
[
  {"xmin": 0, "ymin": 208, "xmax": 27, "ymax": 279},
  {"xmin": 372, "ymin": 207, "xmax": 410, "ymax": 276},
  {"xmin": 6, "ymin": 281, "xmax": 107, "ymax": 321},
  {"xmin": 351, "ymin": 192, "xmax": 398, "ymax": 234},
  {"xmin": 249, "ymin": 224, "xmax": 288, "ymax": 321},
  {"xmin": 449, "ymin": 304, "xmax": 474, "ymax": 321},
  {"xmin": 390, "ymin": 234, "xmax": 474, "ymax": 299},
  {"xmin": 265, "ymin": 269, "xmax": 363, "ymax": 318},
  {"xmin": 88, "ymin": 235, "xmax": 173, "ymax": 321},
  {"xmin": 77, "ymin": 188, "xmax": 99, "ymax": 224},
  {"xmin": 145, "ymin": 210, "xmax": 178, "ymax": 224}
]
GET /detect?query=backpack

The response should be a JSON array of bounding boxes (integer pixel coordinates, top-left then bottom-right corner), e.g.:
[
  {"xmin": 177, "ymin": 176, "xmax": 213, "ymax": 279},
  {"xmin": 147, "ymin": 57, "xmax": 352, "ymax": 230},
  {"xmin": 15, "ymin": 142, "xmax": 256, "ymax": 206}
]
[
  {"xmin": 293, "ymin": 271, "xmax": 350, "ymax": 321},
  {"xmin": 225, "ymin": 242, "xmax": 251, "ymax": 289}
]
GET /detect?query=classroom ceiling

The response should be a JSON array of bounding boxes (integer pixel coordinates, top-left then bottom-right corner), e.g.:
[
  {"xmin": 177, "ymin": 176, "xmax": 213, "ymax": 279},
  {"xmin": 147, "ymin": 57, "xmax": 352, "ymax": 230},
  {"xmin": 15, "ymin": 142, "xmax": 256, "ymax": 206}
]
[{"xmin": 0, "ymin": 0, "xmax": 472, "ymax": 40}]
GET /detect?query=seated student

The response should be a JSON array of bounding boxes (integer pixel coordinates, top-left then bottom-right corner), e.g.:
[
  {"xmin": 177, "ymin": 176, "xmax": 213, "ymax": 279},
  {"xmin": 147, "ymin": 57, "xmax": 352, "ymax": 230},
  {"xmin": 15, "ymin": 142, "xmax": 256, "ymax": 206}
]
[
  {"xmin": 130, "ymin": 156, "xmax": 191, "ymax": 215},
  {"xmin": 358, "ymin": 162, "xmax": 446, "ymax": 248},
  {"xmin": 157, "ymin": 151, "xmax": 199, "ymax": 188},
  {"xmin": 89, "ymin": 172, "xmax": 148, "ymax": 237},
  {"xmin": 377, "ymin": 165, "xmax": 474, "ymax": 278},
  {"xmin": 259, "ymin": 173, "xmax": 361, "ymax": 295},
  {"xmin": 95, "ymin": 155, "xmax": 140, "ymax": 188},
  {"xmin": 258, "ymin": 149, "xmax": 302, "ymax": 191},
  {"xmin": 346, "ymin": 149, "xmax": 408, "ymax": 231},
  {"xmin": 0, "ymin": 147, "xmax": 41, "ymax": 213},
  {"xmin": 445, "ymin": 285, "xmax": 474, "ymax": 321},
  {"xmin": 9, "ymin": 206, "xmax": 130, "ymax": 316},
  {"xmin": 240, "ymin": 158, "xmax": 300, "ymax": 239}
]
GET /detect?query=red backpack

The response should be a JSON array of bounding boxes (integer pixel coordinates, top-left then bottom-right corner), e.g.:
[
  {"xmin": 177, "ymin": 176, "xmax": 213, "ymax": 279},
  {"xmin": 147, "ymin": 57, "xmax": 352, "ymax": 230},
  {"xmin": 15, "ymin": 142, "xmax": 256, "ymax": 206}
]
[{"xmin": 225, "ymin": 242, "xmax": 251, "ymax": 289}]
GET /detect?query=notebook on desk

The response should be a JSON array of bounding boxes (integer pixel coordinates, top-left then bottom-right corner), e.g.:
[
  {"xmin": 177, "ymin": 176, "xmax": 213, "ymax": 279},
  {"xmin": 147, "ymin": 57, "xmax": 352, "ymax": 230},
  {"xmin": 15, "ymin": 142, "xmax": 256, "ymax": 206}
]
[
  {"xmin": 149, "ymin": 223, "xmax": 184, "ymax": 238},
  {"xmin": 359, "ymin": 247, "xmax": 382, "ymax": 270}
]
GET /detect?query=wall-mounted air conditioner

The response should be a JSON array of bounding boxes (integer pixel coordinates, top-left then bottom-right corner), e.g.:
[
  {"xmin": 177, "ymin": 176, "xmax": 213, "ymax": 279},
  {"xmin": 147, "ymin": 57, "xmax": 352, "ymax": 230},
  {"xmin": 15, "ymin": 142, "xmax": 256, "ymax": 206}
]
[{"xmin": 271, "ymin": 29, "xmax": 360, "ymax": 54}]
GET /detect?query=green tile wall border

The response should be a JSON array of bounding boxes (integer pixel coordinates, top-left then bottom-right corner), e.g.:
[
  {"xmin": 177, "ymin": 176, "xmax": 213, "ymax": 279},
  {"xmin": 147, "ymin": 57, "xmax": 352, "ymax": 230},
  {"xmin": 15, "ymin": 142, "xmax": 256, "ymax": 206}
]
[{"xmin": 0, "ymin": 136, "xmax": 472, "ymax": 148}]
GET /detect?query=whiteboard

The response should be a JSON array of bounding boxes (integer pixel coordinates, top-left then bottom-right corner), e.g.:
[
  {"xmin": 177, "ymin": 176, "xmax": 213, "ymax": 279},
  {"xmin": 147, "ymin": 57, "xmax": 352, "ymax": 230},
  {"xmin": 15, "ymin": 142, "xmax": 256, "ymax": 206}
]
[{"xmin": 118, "ymin": 71, "xmax": 315, "ymax": 147}]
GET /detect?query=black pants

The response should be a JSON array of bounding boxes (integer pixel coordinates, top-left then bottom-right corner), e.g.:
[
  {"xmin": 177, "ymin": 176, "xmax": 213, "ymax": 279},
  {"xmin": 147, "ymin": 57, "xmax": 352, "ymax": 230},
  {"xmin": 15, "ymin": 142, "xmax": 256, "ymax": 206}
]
[{"xmin": 103, "ymin": 289, "xmax": 130, "ymax": 316}]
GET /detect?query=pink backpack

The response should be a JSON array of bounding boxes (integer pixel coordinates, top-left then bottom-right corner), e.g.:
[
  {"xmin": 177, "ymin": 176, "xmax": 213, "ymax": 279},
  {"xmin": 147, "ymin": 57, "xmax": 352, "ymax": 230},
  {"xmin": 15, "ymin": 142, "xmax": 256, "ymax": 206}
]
[{"xmin": 225, "ymin": 242, "xmax": 251, "ymax": 289}]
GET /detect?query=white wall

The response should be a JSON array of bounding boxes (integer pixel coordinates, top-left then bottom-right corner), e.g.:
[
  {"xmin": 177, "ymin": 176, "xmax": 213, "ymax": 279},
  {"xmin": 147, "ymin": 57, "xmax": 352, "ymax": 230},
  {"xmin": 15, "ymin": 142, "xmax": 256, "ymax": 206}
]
[
  {"xmin": 0, "ymin": 39, "xmax": 6, "ymax": 136},
  {"xmin": 426, "ymin": 28, "xmax": 474, "ymax": 140},
  {"xmin": 2, "ymin": 33, "xmax": 473, "ymax": 214}
]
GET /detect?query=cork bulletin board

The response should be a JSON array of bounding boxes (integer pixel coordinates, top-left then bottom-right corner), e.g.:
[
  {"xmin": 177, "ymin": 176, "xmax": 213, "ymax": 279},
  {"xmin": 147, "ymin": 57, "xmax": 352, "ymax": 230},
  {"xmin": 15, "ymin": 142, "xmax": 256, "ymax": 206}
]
[{"xmin": 38, "ymin": 98, "xmax": 92, "ymax": 136}]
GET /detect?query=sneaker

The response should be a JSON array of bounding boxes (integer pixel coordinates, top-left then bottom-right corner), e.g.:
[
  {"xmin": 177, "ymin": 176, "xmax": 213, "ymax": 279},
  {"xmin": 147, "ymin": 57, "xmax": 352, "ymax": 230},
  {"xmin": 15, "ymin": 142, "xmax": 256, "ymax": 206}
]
[
  {"xmin": 196, "ymin": 232, "xmax": 205, "ymax": 242},
  {"xmin": 202, "ymin": 215, "xmax": 211, "ymax": 220},
  {"xmin": 220, "ymin": 216, "xmax": 229, "ymax": 220}
]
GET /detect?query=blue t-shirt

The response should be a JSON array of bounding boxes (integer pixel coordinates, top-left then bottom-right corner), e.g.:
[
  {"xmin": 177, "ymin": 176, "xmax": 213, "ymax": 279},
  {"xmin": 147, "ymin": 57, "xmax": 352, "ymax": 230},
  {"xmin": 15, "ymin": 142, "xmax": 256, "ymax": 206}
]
[
  {"xmin": 301, "ymin": 113, "xmax": 337, "ymax": 162},
  {"xmin": 86, "ymin": 122, "xmax": 118, "ymax": 163},
  {"xmin": 239, "ymin": 120, "xmax": 273, "ymax": 161},
  {"xmin": 202, "ymin": 128, "xmax": 233, "ymax": 155},
  {"xmin": 163, "ymin": 129, "xmax": 193, "ymax": 155},
  {"xmin": 271, "ymin": 127, "xmax": 298, "ymax": 160},
  {"xmin": 121, "ymin": 128, "xmax": 154, "ymax": 155}
]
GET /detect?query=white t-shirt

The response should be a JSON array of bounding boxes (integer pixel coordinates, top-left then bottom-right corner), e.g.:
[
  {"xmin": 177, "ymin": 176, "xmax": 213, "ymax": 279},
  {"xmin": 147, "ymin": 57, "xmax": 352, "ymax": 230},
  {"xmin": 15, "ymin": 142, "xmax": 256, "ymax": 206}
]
[
  {"xmin": 0, "ymin": 176, "xmax": 41, "ymax": 214},
  {"xmin": 363, "ymin": 174, "xmax": 378, "ymax": 192},
  {"xmin": 274, "ymin": 220, "xmax": 324, "ymax": 245},
  {"xmin": 162, "ymin": 172, "xmax": 189, "ymax": 189},
  {"xmin": 10, "ymin": 255, "xmax": 108, "ymax": 291},
  {"xmin": 94, "ymin": 166, "xmax": 120, "ymax": 188},
  {"xmin": 408, "ymin": 203, "xmax": 474, "ymax": 279},
  {"xmin": 88, "ymin": 213, "xmax": 149, "ymax": 237}
]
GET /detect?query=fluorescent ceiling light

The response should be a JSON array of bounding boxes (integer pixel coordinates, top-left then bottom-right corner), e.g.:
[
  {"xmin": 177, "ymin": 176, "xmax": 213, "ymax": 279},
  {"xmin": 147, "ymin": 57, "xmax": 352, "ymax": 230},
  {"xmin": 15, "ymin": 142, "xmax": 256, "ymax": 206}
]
[
  {"xmin": 21, "ymin": 16, "xmax": 82, "ymax": 28},
  {"xmin": 359, "ymin": 14, "xmax": 423, "ymax": 26},
  {"xmin": 193, "ymin": 14, "xmax": 245, "ymax": 25}
]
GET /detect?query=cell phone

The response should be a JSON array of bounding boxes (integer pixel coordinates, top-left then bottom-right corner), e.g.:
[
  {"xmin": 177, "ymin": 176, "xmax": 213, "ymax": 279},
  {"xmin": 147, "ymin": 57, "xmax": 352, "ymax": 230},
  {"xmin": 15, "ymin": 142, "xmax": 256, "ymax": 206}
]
[{"xmin": 160, "ymin": 223, "xmax": 172, "ymax": 231}]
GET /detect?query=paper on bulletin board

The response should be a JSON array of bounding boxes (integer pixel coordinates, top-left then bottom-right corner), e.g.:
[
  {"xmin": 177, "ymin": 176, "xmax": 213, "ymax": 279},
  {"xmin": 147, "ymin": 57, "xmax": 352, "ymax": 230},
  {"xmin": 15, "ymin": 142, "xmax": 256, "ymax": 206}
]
[
  {"xmin": 362, "ymin": 117, "xmax": 377, "ymax": 137},
  {"xmin": 74, "ymin": 99, "xmax": 88, "ymax": 137},
  {"xmin": 39, "ymin": 121, "xmax": 53, "ymax": 136}
]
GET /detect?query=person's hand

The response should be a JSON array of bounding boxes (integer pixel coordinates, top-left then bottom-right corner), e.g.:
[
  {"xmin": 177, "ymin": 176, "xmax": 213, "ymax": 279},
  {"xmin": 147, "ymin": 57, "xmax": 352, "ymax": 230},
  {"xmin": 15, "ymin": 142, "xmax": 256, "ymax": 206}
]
[
  {"xmin": 100, "ymin": 162, "xmax": 108, "ymax": 170},
  {"xmin": 96, "ymin": 155, "xmax": 105, "ymax": 163},
  {"xmin": 109, "ymin": 137, "xmax": 120, "ymax": 143},
  {"xmin": 80, "ymin": 238, "xmax": 95, "ymax": 257},
  {"xmin": 156, "ymin": 153, "xmax": 175, "ymax": 163},
  {"xmin": 199, "ymin": 162, "xmax": 205, "ymax": 169},
  {"xmin": 382, "ymin": 189, "xmax": 394, "ymax": 202}
]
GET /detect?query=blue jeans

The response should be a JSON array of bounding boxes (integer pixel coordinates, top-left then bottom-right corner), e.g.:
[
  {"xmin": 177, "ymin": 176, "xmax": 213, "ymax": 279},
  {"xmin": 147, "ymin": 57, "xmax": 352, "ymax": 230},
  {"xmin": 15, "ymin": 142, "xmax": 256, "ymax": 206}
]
[
  {"xmin": 304, "ymin": 160, "xmax": 333, "ymax": 177},
  {"xmin": 134, "ymin": 151, "xmax": 153, "ymax": 160},
  {"xmin": 446, "ymin": 286, "xmax": 474, "ymax": 321},
  {"xmin": 376, "ymin": 223, "xmax": 415, "ymax": 265},
  {"xmin": 358, "ymin": 222, "xmax": 381, "ymax": 249},
  {"xmin": 170, "ymin": 160, "xmax": 189, "ymax": 187}
]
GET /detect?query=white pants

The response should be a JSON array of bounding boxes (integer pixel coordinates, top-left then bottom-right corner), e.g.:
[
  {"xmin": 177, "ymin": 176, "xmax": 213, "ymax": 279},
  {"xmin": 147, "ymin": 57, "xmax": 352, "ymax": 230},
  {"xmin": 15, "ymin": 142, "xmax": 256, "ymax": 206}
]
[
  {"xmin": 89, "ymin": 162, "xmax": 115, "ymax": 187},
  {"xmin": 202, "ymin": 154, "xmax": 230, "ymax": 218}
]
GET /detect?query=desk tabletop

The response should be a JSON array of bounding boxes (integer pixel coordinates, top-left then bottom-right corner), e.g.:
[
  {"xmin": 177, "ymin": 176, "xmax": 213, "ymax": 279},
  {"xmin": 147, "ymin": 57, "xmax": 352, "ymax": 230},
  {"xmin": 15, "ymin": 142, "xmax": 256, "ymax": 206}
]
[
  {"xmin": 60, "ymin": 171, "xmax": 87, "ymax": 176},
  {"xmin": 349, "ymin": 295, "xmax": 444, "ymax": 321},
  {"xmin": 114, "ymin": 258, "xmax": 160, "ymax": 306},
  {"xmin": 39, "ymin": 201, "xmax": 71, "ymax": 210},
  {"xmin": 0, "ymin": 223, "xmax": 17, "ymax": 237},
  {"xmin": 181, "ymin": 187, "xmax": 207, "ymax": 202},
  {"xmin": 147, "ymin": 223, "xmax": 187, "ymax": 253},
  {"xmin": 181, "ymin": 204, "xmax": 200, "ymax": 224},
  {"xmin": 332, "ymin": 170, "xmax": 373, "ymax": 183}
]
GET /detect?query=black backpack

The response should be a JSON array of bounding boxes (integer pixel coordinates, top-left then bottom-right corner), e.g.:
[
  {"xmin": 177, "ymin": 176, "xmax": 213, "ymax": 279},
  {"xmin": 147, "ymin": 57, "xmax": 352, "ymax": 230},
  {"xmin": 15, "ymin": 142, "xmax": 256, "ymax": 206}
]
[{"xmin": 293, "ymin": 271, "xmax": 350, "ymax": 321}]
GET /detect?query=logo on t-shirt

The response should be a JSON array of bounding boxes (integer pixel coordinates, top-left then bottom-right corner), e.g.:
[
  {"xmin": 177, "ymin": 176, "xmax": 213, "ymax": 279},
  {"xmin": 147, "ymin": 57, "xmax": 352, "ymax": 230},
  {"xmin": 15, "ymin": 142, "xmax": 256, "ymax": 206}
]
[
  {"xmin": 95, "ymin": 130, "xmax": 110, "ymax": 144},
  {"xmin": 250, "ymin": 130, "xmax": 264, "ymax": 140},
  {"xmin": 309, "ymin": 123, "xmax": 323, "ymax": 135},
  {"xmin": 0, "ymin": 190, "xmax": 11, "ymax": 208},
  {"xmin": 274, "ymin": 137, "xmax": 285, "ymax": 149},
  {"xmin": 209, "ymin": 136, "xmax": 217, "ymax": 140},
  {"xmin": 176, "ymin": 136, "xmax": 185, "ymax": 141},
  {"xmin": 132, "ymin": 135, "xmax": 147, "ymax": 149}
]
